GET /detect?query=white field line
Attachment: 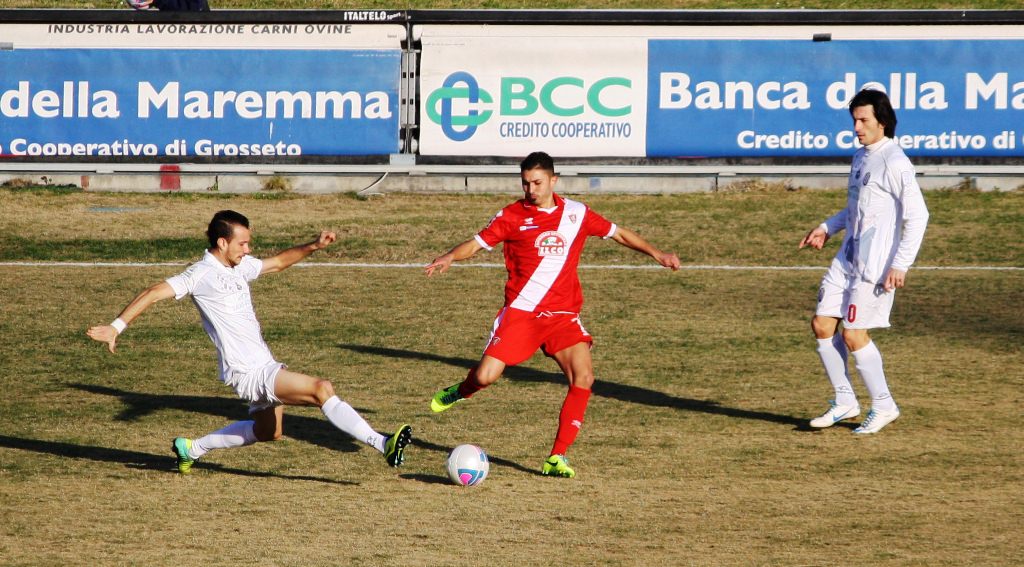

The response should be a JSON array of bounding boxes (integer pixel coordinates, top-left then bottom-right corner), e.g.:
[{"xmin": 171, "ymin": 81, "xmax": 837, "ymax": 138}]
[{"xmin": 0, "ymin": 261, "xmax": 1020, "ymax": 271}]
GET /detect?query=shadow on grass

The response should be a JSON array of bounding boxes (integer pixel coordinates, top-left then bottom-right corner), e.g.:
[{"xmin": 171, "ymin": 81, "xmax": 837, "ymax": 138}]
[
  {"xmin": 338, "ymin": 343, "xmax": 815, "ymax": 430},
  {"xmin": 408, "ymin": 436, "xmax": 538, "ymax": 475},
  {"xmin": 400, "ymin": 473, "xmax": 451, "ymax": 485},
  {"xmin": 0, "ymin": 434, "xmax": 357, "ymax": 485},
  {"xmin": 68, "ymin": 384, "xmax": 539, "ymax": 475},
  {"xmin": 71, "ymin": 383, "xmax": 366, "ymax": 454}
]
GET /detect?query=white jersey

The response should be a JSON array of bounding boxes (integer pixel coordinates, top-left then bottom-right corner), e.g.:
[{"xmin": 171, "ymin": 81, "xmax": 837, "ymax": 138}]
[
  {"xmin": 822, "ymin": 137, "xmax": 930, "ymax": 284},
  {"xmin": 166, "ymin": 251, "xmax": 276, "ymax": 382}
]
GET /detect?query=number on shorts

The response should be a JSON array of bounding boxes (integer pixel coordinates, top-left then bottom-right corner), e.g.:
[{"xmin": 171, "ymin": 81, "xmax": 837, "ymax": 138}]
[{"xmin": 847, "ymin": 304, "xmax": 857, "ymax": 323}]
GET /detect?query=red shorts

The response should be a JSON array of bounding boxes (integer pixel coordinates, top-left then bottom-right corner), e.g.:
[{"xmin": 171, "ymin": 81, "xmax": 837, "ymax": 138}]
[{"xmin": 482, "ymin": 307, "xmax": 593, "ymax": 366}]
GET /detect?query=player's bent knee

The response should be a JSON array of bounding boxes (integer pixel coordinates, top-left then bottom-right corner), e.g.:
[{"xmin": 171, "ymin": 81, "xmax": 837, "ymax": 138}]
[
  {"xmin": 811, "ymin": 316, "xmax": 838, "ymax": 339},
  {"xmin": 842, "ymin": 328, "xmax": 870, "ymax": 351},
  {"xmin": 254, "ymin": 426, "xmax": 282, "ymax": 442},
  {"xmin": 475, "ymin": 370, "xmax": 501, "ymax": 386},
  {"xmin": 313, "ymin": 379, "xmax": 336, "ymax": 405},
  {"xmin": 572, "ymin": 372, "xmax": 595, "ymax": 389}
]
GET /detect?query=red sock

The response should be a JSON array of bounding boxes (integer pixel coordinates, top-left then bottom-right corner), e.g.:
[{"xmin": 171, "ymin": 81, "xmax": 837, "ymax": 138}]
[
  {"xmin": 551, "ymin": 386, "xmax": 591, "ymax": 456},
  {"xmin": 457, "ymin": 366, "xmax": 486, "ymax": 399}
]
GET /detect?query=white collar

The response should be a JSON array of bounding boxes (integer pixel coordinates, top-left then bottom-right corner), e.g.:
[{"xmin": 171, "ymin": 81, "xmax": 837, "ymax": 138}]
[{"xmin": 865, "ymin": 137, "xmax": 889, "ymax": 153}]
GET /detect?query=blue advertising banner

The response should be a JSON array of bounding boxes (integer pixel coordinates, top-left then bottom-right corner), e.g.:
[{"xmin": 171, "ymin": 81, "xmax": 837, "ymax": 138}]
[
  {"xmin": 0, "ymin": 49, "xmax": 401, "ymax": 157},
  {"xmin": 647, "ymin": 39, "xmax": 1024, "ymax": 157}
]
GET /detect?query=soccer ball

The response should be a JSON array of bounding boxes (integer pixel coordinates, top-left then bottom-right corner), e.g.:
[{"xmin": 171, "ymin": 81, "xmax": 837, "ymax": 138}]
[{"xmin": 446, "ymin": 444, "xmax": 489, "ymax": 487}]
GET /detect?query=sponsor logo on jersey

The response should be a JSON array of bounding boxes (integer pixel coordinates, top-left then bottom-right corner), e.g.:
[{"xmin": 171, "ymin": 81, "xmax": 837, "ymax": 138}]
[
  {"xmin": 862, "ymin": 172, "xmax": 871, "ymax": 185},
  {"xmin": 534, "ymin": 231, "xmax": 567, "ymax": 256}
]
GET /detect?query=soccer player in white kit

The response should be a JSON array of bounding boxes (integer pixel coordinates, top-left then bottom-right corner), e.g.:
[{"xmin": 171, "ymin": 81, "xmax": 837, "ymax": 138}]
[
  {"xmin": 87, "ymin": 210, "xmax": 412, "ymax": 473},
  {"xmin": 799, "ymin": 89, "xmax": 929, "ymax": 434}
]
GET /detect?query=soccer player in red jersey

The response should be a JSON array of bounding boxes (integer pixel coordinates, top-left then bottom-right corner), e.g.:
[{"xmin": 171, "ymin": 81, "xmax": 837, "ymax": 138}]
[{"xmin": 425, "ymin": 151, "xmax": 680, "ymax": 478}]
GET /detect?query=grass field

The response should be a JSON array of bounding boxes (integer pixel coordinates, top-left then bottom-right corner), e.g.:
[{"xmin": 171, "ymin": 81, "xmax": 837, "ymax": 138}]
[{"xmin": 0, "ymin": 187, "xmax": 1021, "ymax": 565}]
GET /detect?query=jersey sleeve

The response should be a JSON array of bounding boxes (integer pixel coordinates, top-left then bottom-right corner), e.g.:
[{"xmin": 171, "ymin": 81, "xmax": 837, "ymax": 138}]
[
  {"xmin": 475, "ymin": 209, "xmax": 514, "ymax": 250},
  {"xmin": 165, "ymin": 263, "xmax": 202, "ymax": 300},
  {"xmin": 237, "ymin": 255, "xmax": 263, "ymax": 282},
  {"xmin": 583, "ymin": 208, "xmax": 616, "ymax": 239},
  {"xmin": 822, "ymin": 208, "xmax": 848, "ymax": 236},
  {"xmin": 890, "ymin": 163, "xmax": 930, "ymax": 272}
]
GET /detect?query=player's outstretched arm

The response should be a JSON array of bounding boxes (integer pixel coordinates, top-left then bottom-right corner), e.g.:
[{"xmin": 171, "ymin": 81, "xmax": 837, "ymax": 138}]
[
  {"xmin": 611, "ymin": 227, "xmax": 680, "ymax": 271},
  {"xmin": 425, "ymin": 239, "xmax": 484, "ymax": 277},
  {"xmin": 261, "ymin": 230, "xmax": 336, "ymax": 275},
  {"xmin": 86, "ymin": 281, "xmax": 176, "ymax": 354}
]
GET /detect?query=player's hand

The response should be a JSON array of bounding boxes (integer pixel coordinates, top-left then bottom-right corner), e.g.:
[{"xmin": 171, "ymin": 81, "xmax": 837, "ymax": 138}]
[
  {"xmin": 425, "ymin": 254, "xmax": 454, "ymax": 277},
  {"xmin": 883, "ymin": 268, "xmax": 907, "ymax": 291},
  {"xmin": 86, "ymin": 325, "xmax": 119, "ymax": 354},
  {"xmin": 314, "ymin": 230, "xmax": 337, "ymax": 250},
  {"xmin": 658, "ymin": 252, "xmax": 681, "ymax": 271},
  {"xmin": 799, "ymin": 227, "xmax": 829, "ymax": 250}
]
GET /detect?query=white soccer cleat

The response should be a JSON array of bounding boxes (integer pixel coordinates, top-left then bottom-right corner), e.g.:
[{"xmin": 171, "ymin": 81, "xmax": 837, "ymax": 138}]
[
  {"xmin": 852, "ymin": 407, "xmax": 901, "ymax": 435},
  {"xmin": 809, "ymin": 401, "xmax": 861, "ymax": 428}
]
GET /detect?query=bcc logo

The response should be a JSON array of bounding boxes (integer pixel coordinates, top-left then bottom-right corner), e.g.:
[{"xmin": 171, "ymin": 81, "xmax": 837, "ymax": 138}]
[{"xmin": 426, "ymin": 71, "xmax": 632, "ymax": 142}]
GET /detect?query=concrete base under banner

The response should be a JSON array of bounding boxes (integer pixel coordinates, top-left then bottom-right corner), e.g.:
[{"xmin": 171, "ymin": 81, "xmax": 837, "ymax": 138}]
[{"xmin": 1, "ymin": 164, "xmax": 1022, "ymax": 194}]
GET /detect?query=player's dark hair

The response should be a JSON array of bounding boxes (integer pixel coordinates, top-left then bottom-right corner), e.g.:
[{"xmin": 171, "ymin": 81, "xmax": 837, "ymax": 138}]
[
  {"xmin": 206, "ymin": 210, "xmax": 249, "ymax": 248},
  {"xmin": 520, "ymin": 151, "xmax": 555, "ymax": 174},
  {"xmin": 849, "ymin": 88, "xmax": 897, "ymax": 138}
]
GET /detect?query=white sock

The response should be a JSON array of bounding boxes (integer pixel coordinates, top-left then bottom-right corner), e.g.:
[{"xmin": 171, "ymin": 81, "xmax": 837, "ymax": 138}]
[
  {"xmin": 816, "ymin": 335, "xmax": 858, "ymax": 407},
  {"xmin": 322, "ymin": 396, "xmax": 386, "ymax": 453},
  {"xmin": 851, "ymin": 341, "xmax": 897, "ymax": 412},
  {"xmin": 190, "ymin": 420, "xmax": 258, "ymax": 459}
]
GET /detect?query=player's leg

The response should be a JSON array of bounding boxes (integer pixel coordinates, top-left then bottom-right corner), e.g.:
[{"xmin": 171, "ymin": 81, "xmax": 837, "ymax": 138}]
[
  {"xmin": 172, "ymin": 416, "xmax": 262, "ymax": 474},
  {"xmin": 809, "ymin": 269, "xmax": 860, "ymax": 428},
  {"xmin": 275, "ymin": 368, "xmax": 411, "ymax": 465},
  {"xmin": 539, "ymin": 342, "xmax": 592, "ymax": 479},
  {"xmin": 431, "ymin": 308, "xmax": 536, "ymax": 413},
  {"xmin": 431, "ymin": 355, "xmax": 508, "ymax": 413},
  {"xmin": 844, "ymin": 283, "xmax": 900, "ymax": 434},
  {"xmin": 171, "ymin": 364, "xmax": 280, "ymax": 474}
]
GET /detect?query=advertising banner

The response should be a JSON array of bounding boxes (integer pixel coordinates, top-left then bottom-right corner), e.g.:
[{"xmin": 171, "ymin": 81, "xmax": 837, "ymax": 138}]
[
  {"xmin": 419, "ymin": 25, "xmax": 1024, "ymax": 158},
  {"xmin": 418, "ymin": 26, "xmax": 648, "ymax": 157},
  {"xmin": 648, "ymin": 39, "xmax": 1024, "ymax": 158},
  {"xmin": 0, "ymin": 24, "xmax": 405, "ymax": 158}
]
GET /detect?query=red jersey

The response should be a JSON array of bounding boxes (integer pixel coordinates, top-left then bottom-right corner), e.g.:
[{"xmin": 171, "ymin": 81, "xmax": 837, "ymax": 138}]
[{"xmin": 475, "ymin": 194, "xmax": 616, "ymax": 313}]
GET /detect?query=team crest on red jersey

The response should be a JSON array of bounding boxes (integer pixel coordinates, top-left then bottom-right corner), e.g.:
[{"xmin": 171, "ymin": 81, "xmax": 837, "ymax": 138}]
[{"xmin": 534, "ymin": 231, "xmax": 567, "ymax": 256}]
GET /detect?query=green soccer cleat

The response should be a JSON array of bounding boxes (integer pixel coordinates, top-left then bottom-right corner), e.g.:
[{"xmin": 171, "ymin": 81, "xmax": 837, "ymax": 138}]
[
  {"xmin": 430, "ymin": 384, "xmax": 464, "ymax": 413},
  {"xmin": 171, "ymin": 437, "xmax": 195, "ymax": 475},
  {"xmin": 541, "ymin": 454, "xmax": 576, "ymax": 478},
  {"xmin": 384, "ymin": 424, "xmax": 412, "ymax": 467}
]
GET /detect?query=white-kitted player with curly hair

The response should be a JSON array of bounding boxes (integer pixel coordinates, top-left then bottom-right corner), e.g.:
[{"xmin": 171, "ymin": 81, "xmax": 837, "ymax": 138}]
[{"xmin": 800, "ymin": 88, "xmax": 929, "ymax": 435}]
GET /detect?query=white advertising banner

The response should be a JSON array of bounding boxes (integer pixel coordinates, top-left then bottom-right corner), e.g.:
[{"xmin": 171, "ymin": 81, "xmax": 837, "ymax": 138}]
[{"xmin": 417, "ymin": 25, "xmax": 648, "ymax": 157}]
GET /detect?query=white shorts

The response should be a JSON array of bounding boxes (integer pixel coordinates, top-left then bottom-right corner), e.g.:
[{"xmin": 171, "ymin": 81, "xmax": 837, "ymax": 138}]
[
  {"xmin": 816, "ymin": 262, "xmax": 894, "ymax": 330},
  {"xmin": 223, "ymin": 361, "xmax": 285, "ymax": 414}
]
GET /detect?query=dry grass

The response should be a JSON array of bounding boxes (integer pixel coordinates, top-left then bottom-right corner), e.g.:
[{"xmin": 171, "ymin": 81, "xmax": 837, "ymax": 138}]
[
  {"xmin": 0, "ymin": 190, "xmax": 1021, "ymax": 565},
  {"xmin": 1, "ymin": 189, "xmax": 1022, "ymax": 266}
]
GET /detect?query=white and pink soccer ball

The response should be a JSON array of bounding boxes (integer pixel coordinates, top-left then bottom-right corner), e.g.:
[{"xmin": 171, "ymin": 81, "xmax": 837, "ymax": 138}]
[{"xmin": 446, "ymin": 444, "xmax": 489, "ymax": 487}]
